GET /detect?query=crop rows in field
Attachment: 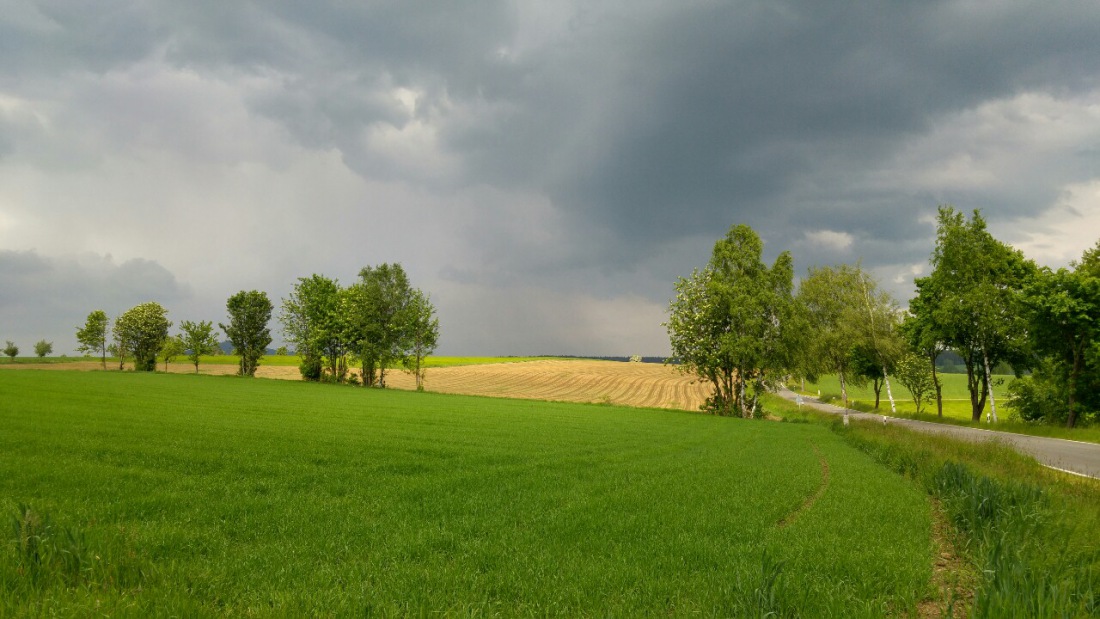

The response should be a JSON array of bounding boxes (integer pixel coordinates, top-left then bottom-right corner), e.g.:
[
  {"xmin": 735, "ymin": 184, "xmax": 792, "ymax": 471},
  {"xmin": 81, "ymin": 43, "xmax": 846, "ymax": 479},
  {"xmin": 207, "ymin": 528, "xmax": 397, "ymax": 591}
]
[{"xmin": 384, "ymin": 359, "xmax": 712, "ymax": 410}]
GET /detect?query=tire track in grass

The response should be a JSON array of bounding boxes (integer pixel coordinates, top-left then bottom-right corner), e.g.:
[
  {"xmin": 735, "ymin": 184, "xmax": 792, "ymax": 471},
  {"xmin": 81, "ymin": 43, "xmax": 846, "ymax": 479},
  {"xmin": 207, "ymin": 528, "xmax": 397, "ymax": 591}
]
[{"xmin": 776, "ymin": 443, "xmax": 831, "ymax": 529}]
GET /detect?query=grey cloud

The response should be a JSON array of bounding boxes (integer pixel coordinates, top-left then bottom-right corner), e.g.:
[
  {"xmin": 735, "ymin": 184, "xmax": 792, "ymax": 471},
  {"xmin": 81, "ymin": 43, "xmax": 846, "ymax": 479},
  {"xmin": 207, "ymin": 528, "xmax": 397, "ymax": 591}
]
[{"xmin": 0, "ymin": 251, "xmax": 190, "ymax": 353}]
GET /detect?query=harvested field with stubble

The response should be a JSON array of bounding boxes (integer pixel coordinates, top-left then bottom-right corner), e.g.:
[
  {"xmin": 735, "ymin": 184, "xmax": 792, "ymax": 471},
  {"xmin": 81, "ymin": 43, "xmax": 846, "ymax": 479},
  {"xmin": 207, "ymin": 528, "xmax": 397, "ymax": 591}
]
[
  {"xmin": 11, "ymin": 359, "xmax": 713, "ymax": 411},
  {"xmin": 386, "ymin": 359, "xmax": 712, "ymax": 410}
]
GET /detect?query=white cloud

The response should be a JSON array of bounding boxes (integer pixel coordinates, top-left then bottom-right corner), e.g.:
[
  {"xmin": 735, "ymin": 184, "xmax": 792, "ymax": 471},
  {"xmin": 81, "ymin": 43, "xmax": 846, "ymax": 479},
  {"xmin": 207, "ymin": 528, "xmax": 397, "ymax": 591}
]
[
  {"xmin": 996, "ymin": 179, "xmax": 1100, "ymax": 268},
  {"xmin": 801, "ymin": 229, "xmax": 854, "ymax": 252}
]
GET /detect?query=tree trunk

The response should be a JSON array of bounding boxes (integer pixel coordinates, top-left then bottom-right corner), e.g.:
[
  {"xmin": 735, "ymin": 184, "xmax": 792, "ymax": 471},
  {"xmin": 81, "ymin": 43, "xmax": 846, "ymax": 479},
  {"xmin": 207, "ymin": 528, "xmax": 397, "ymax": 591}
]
[
  {"xmin": 1067, "ymin": 349, "xmax": 1083, "ymax": 428},
  {"xmin": 966, "ymin": 354, "xmax": 984, "ymax": 422},
  {"xmin": 839, "ymin": 372, "xmax": 849, "ymax": 410},
  {"xmin": 982, "ymin": 350, "xmax": 998, "ymax": 423},
  {"xmin": 883, "ymin": 366, "xmax": 897, "ymax": 415},
  {"xmin": 873, "ymin": 377, "xmax": 882, "ymax": 409},
  {"xmin": 931, "ymin": 351, "xmax": 943, "ymax": 417}
]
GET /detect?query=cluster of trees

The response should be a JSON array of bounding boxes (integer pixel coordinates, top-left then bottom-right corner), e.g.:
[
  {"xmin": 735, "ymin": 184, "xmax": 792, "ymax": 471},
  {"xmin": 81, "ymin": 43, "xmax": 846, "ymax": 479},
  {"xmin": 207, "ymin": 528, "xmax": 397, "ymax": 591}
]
[
  {"xmin": 667, "ymin": 209, "xmax": 1100, "ymax": 428},
  {"xmin": 2, "ymin": 339, "xmax": 55, "ymax": 360},
  {"xmin": 279, "ymin": 263, "xmax": 439, "ymax": 389},
  {"xmin": 70, "ymin": 262, "xmax": 440, "ymax": 391},
  {"xmin": 75, "ymin": 291, "xmax": 274, "ymax": 376}
]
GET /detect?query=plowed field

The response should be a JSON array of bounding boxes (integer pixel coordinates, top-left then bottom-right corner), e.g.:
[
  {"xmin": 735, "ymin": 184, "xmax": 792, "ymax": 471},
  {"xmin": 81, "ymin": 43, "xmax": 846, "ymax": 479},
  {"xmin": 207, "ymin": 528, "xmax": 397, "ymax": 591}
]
[{"xmin": 9, "ymin": 359, "xmax": 712, "ymax": 411}]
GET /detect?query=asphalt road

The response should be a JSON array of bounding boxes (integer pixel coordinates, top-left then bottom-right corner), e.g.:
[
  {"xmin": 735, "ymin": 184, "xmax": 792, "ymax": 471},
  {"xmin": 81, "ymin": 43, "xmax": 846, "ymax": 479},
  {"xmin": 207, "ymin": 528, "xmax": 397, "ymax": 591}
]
[{"xmin": 777, "ymin": 388, "xmax": 1100, "ymax": 480}]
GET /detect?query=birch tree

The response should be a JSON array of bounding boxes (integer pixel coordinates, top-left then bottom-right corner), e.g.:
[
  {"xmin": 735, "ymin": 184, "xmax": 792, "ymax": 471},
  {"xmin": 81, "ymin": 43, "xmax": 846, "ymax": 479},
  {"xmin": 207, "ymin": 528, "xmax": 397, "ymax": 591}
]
[
  {"xmin": 911, "ymin": 207, "xmax": 1034, "ymax": 422},
  {"xmin": 76, "ymin": 310, "xmax": 110, "ymax": 369},
  {"xmin": 665, "ymin": 224, "xmax": 796, "ymax": 417}
]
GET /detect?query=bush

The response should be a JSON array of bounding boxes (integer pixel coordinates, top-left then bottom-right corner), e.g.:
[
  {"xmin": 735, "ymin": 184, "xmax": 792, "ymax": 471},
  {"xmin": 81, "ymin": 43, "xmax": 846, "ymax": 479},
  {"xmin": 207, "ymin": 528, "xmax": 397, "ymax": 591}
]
[
  {"xmin": 299, "ymin": 357, "xmax": 323, "ymax": 381},
  {"xmin": 1007, "ymin": 372, "xmax": 1066, "ymax": 424}
]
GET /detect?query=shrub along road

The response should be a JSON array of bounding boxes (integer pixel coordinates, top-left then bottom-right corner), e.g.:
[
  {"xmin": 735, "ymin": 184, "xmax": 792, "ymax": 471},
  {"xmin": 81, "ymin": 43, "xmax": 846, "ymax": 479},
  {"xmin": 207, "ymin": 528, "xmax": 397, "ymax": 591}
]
[{"xmin": 778, "ymin": 388, "xmax": 1100, "ymax": 479}]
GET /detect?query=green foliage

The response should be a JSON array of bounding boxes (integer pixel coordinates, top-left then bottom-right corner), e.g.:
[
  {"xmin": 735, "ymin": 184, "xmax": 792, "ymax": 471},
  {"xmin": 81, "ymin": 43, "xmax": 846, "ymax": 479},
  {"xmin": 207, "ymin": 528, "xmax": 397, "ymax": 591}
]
[
  {"xmin": 894, "ymin": 352, "xmax": 937, "ymax": 416},
  {"xmin": 402, "ymin": 290, "xmax": 440, "ymax": 391},
  {"xmin": 665, "ymin": 223, "xmax": 797, "ymax": 417},
  {"xmin": 911, "ymin": 207, "xmax": 1036, "ymax": 422},
  {"xmin": 1006, "ymin": 362, "xmax": 1069, "ymax": 425},
  {"xmin": 75, "ymin": 310, "xmax": 109, "ymax": 369},
  {"xmin": 797, "ymin": 263, "xmax": 872, "ymax": 410},
  {"xmin": 349, "ymin": 263, "xmax": 415, "ymax": 388},
  {"xmin": 3, "ymin": 341, "xmax": 18, "ymax": 361},
  {"xmin": 0, "ymin": 370, "xmax": 933, "ymax": 615},
  {"xmin": 279, "ymin": 274, "xmax": 347, "ymax": 381},
  {"xmin": 115, "ymin": 302, "xmax": 171, "ymax": 372},
  {"xmin": 159, "ymin": 335, "xmax": 185, "ymax": 371},
  {"xmin": 33, "ymin": 339, "xmax": 52, "ymax": 358},
  {"xmin": 1019, "ymin": 244, "xmax": 1100, "ymax": 427},
  {"xmin": 178, "ymin": 319, "xmax": 221, "ymax": 373},
  {"xmin": 298, "ymin": 355, "xmax": 323, "ymax": 381},
  {"xmin": 221, "ymin": 290, "xmax": 273, "ymax": 377}
]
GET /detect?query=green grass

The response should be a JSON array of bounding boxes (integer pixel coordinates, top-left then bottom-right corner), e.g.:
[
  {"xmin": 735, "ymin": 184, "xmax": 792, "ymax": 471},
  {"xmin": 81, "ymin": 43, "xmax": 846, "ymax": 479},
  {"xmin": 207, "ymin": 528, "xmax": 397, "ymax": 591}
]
[
  {"xmin": 795, "ymin": 373, "xmax": 1100, "ymax": 444},
  {"xmin": 0, "ymin": 370, "xmax": 933, "ymax": 616},
  {"xmin": 766, "ymin": 394, "xmax": 1100, "ymax": 618}
]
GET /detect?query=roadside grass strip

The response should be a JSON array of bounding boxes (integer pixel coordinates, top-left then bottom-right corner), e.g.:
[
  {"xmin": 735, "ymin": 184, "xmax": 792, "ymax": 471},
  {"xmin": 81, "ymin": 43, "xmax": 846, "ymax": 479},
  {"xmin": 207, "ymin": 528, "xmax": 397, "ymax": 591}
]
[
  {"xmin": 767, "ymin": 394, "xmax": 1100, "ymax": 618},
  {"xmin": 796, "ymin": 374, "xmax": 1100, "ymax": 444},
  {"xmin": 1, "ymin": 370, "xmax": 932, "ymax": 616}
]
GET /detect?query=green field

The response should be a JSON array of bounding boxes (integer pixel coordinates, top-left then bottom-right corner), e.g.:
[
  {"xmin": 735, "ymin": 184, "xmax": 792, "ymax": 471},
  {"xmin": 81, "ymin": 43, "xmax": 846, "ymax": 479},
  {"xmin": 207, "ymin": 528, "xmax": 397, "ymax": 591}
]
[{"xmin": 1, "ymin": 370, "xmax": 933, "ymax": 616}]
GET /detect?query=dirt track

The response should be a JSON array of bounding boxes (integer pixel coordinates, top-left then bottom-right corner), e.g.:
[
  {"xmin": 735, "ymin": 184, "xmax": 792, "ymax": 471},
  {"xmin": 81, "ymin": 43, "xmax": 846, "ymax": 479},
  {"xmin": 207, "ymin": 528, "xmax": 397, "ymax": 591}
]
[{"xmin": 5, "ymin": 359, "xmax": 712, "ymax": 411}]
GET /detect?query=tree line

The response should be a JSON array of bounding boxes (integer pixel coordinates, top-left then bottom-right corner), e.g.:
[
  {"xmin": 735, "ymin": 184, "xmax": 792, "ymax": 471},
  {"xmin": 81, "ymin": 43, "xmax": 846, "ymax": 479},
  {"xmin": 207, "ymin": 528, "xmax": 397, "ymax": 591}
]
[
  {"xmin": 666, "ymin": 208, "xmax": 1100, "ymax": 428},
  {"xmin": 71, "ymin": 262, "xmax": 438, "ymax": 388}
]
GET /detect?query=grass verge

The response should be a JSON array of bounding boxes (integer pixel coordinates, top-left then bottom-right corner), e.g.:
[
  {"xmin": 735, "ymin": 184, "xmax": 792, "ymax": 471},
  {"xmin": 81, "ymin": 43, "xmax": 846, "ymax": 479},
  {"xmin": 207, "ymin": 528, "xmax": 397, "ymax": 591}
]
[{"xmin": 767, "ymin": 394, "xmax": 1100, "ymax": 618}]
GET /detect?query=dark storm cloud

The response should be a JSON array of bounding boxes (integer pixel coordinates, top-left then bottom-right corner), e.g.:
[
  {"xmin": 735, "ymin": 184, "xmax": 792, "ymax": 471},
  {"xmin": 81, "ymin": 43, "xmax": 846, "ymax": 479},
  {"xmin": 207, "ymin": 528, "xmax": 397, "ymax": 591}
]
[
  {"xmin": 0, "ymin": 251, "xmax": 190, "ymax": 353},
  {"xmin": 3, "ymin": 1, "xmax": 1100, "ymax": 355}
]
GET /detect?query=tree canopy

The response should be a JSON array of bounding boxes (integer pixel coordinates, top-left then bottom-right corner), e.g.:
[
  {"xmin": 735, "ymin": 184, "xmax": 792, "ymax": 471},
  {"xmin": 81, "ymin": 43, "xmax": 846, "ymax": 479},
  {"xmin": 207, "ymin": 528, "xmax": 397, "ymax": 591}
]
[
  {"xmin": 115, "ymin": 302, "xmax": 172, "ymax": 372},
  {"xmin": 910, "ymin": 207, "xmax": 1035, "ymax": 422},
  {"xmin": 76, "ymin": 310, "xmax": 110, "ymax": 369},
  {"xmin": 666, "ymin": 223, "xmax": 796, "ymax": 417},
  {"xmin": 221, "ymin": 290, "xmax": 273, "ymax": 377}
]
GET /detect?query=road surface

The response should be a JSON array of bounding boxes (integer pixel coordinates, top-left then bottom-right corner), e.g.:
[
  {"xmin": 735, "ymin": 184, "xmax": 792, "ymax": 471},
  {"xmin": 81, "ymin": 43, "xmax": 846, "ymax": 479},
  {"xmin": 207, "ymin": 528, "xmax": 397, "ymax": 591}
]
[{"xmin": 778, "ymin": 388, "xmax": 1100, "ymax": 479}]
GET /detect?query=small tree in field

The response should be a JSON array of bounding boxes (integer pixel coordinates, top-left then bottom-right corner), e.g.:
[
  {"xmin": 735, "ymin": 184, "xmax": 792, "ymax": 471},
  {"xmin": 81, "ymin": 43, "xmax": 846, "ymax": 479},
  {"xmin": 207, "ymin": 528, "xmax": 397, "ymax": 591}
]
[
  {"xmin": 894, "ymin": 352, "xmax": 937, "ymax": 416},
  {"xmin": 179, "ymin": 320, "xmax": 221, "ymax": 373},
  {"xmin": 221, "ymin": 290, "xmax": 273, "ymax": 377},
  {"xmin": 402, "ymin": 289, "xmax": 440, "ymax": 391},
  {"xmin": 76, "ymin": 310, "xmax": 110, "ymax": 369},
  {"xmin": 4, "ymin": 341, "xmax": 19, "ymax": 361},
  {"xmin": 161, "ymin": 336, "xmax": 185, "ymax": 371},
  {"xmin": 115, "ymin": 302, "xmax": 172, "ymax": 372},
  {"xmin": 34, "ymin": 340, "xmax": 53, "ymax": 358}
]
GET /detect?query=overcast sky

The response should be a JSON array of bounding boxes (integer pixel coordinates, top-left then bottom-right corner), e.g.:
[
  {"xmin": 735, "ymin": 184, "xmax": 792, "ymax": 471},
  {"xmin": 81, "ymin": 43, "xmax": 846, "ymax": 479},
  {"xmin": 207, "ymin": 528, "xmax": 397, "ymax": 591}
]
[{"xmin": 2, "ymin": 1, "xmax": 1100, "ymax": 356}]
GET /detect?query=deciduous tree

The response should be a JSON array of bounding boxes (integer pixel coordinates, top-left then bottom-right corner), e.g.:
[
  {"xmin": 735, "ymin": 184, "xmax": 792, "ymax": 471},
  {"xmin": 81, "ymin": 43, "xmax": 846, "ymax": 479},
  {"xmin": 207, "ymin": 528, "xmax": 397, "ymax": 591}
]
[
  {"xmin": 76, "ymin": 310, "xmax": 110, "ymax": 369},
  {"xmin": 894, "ymin": 352, "xmax": 936, "ymax": 416},
  {"xmin": 4, "ymin": 341, "xmax": 19, "ymax": 361},
  {"xmin": 666, "ymin": 224, "xmax": 796, "ymax": 417},
  {"xmin": 1019, "ymin": 243, "xmax": 1100, "ymax": 427},
  {"xmin": 911, "ymin": 207, "xmax": 1035, "ymax": 422},
  {"xmin": 221, "ymin": 290, "xmax": 273, "ymax": 377},
  {"xmin": 115, "ymin": 302, "xmax": 171, "ymax": 372},
  {"xmin": 349, "ymin": 264, "xmax": 415, "ymax": 388},
  {"xmin": 160, "ymin": 335, "xmax": 185, "ymax": 371},
  {"xmin": 33, "ymin": 339, "xmax": 53, "ymax": 358},
  {"xmin": 403, "ymin": 290, "xmax": 439, "ymax": 391},
  {"xmin": 797, "ymin": 264, "xmax": 867, "ymax": 415},
  {"xmin": 279, "ymin": 275, "xmax": 346, "ymax": 381},
  {"xmin": 179, "ymin": 320, "xmax": 221, "ymax": 374}
]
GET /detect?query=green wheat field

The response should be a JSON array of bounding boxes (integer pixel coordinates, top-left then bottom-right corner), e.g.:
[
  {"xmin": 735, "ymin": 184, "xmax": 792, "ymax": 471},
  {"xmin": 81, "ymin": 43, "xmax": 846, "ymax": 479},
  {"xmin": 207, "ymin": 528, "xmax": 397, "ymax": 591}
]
[{"xmin": 1, "ymin": 370, "xmax": 933, "ymax": 616}]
